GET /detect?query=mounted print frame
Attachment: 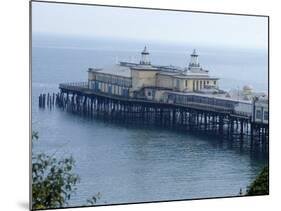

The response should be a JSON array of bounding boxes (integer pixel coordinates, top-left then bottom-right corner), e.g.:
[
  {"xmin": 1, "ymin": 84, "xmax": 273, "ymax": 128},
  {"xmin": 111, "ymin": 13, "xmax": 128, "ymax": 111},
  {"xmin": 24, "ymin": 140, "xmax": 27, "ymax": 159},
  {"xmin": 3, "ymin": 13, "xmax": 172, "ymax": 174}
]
[{"xmin": 30, "ymin": 0, "xmax": 269, "ymax": 210}]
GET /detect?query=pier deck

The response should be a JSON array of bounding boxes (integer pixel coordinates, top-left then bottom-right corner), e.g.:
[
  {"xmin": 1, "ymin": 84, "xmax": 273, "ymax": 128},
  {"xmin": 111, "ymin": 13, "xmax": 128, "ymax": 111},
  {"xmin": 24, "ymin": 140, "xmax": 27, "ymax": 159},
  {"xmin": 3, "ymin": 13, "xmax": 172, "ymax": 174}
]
[
  {"xmin": 38, "ymin": 82, "xmax": 269, "ymax": 153},
  {"xmin": 59, "ymin": 83, "xmax": 245, "ymax": 117}
]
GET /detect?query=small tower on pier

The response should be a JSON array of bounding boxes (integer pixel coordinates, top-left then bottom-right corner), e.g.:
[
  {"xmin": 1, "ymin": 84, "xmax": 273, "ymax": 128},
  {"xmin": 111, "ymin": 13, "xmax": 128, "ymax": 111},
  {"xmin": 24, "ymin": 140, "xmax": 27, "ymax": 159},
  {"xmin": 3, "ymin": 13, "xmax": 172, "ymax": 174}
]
[
  {"xmin": 140, "ymin": 46, "xmax": 151, "ymax": 65},
  {"xmin": 189, "ymin": 49, "xmax": 200, "ymax": 68}
]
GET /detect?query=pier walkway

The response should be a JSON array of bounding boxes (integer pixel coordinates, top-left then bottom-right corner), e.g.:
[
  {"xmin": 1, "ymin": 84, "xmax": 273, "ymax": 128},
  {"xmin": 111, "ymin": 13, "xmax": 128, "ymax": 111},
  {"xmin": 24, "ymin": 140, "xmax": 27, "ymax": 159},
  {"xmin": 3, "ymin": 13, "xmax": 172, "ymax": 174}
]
[
  {"xmin": 38, "ymin": 82, "xmax": 269, "ymax": 152},
  {"xmin": 58, "ymin": 83, "xmax": 245, "ymax": 118}
]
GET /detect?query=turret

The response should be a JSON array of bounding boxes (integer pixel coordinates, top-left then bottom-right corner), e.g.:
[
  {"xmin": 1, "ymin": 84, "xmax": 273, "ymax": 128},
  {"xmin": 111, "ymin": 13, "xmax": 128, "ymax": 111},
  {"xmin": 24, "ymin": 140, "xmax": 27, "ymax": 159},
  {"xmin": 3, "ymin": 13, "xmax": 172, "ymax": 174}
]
[
  {"xmin": 140, "ymin": 46, "xmax": 151, "ymax": 65},
  {"xmin": 189, "ymin": 49, "xmax": 200, "ymax": 68}
]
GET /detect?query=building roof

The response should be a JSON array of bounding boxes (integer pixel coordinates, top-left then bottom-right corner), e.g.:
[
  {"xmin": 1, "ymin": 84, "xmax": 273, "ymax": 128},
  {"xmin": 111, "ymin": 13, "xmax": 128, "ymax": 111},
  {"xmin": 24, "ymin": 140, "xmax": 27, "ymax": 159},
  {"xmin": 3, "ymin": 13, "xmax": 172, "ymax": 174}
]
[
  {"xmin": 89, "ymin": 62, "xmax": 218, "ymax": 80},
  {"xmin": 131, "ymin": 65, "xmax": 159, "ymax": 71},
  {"xmin": 88, "ymin": 48, "xmax": 219, "ymax": 81},
  {"xmin": 158, "ymin": 70, "xmax": 218, "ymax": 80},
  {"xmin": 165, "ymin": 90, "xmax": 252, "ymax": 104},
  {"xmin": 89, "ymin": 64, "xmax": 131, "ymax": 78},
  {"xmin": 155, "ymin": 65, "xmax": 183, "ymax": 72}
]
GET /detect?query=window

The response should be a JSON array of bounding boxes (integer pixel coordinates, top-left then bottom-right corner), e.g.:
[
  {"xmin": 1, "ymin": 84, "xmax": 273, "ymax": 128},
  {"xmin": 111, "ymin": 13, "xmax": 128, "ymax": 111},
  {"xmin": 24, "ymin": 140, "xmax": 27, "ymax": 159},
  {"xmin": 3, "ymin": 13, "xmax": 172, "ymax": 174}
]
[
  {"xmin": 214, "ymin": 81, "xmax": 217, "ymax": 85},
  {"xmin": 108, "ymin": 85, "xmax": 112, "ymax": 94},
  {"xmin": 185, "ymin": 80, "xmax": 188, "ymax": 87},
  {"xmin": 176, "ymin": 79, "xmax": 180, "ymax": 89},
  {"xmin": 264, "ymin": 111, "xmax": 268, "ymax": 120},
  {"xmin": 256, "ymin": 110, "xmax": 262, "ymax": 119}
]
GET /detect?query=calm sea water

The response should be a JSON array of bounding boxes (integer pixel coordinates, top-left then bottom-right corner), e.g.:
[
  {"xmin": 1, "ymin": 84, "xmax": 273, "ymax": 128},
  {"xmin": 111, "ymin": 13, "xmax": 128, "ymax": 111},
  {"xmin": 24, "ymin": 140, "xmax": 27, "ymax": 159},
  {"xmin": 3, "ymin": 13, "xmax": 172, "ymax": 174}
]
[{"xmin": 32, "ymin": 35, "xmax": 268, "ymax": 207}]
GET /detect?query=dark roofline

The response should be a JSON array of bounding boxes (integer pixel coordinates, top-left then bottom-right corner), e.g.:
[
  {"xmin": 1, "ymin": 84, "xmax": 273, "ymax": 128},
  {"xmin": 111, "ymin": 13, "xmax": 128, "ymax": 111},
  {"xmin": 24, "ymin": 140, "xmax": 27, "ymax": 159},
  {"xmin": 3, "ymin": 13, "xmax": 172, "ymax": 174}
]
[
  {"xmin": 172, "ymin": 75, "xmax": 220, "ymax": 80},
  {"xmin": 88, "ymin": 68, "xmax": 102, "ymax": 72},
  {"xmin": 88, "ymin": 70, "xmax": 132, "ymax": 79},
  {"xmin": 131, "ymin": 66, "xmax": 160, "ymax": 71}
]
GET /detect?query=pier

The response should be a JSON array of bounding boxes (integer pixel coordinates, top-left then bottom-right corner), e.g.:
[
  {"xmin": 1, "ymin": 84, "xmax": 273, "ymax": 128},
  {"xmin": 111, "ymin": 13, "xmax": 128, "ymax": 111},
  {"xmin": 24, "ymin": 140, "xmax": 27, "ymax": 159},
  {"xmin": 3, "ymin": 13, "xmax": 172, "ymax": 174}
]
[
  {"xmin": 38, "ymin": 82, "xmax": 269, "ymax": 153},
  {"xmin": 38, "ymin": 48, "xmax": 268, "ymax": 153}
]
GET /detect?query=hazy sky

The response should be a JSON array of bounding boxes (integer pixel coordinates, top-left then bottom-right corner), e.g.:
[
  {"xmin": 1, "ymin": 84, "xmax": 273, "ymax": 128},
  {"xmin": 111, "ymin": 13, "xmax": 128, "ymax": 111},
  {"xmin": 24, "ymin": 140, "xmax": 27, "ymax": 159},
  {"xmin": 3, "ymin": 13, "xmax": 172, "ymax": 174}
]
[{"xmin": 32, "ymin": 2, "xmax": 268, "ymax": 49}]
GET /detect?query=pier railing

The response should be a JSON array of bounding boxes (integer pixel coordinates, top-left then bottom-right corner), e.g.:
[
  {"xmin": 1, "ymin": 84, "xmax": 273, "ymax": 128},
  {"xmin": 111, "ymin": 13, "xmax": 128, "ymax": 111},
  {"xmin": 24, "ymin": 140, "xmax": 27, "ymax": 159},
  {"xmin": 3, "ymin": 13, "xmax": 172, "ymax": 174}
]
[
  {"xmin": 58, "ymin": 82, "xmax": 252, "ymax": 118},
  {"xmin": 59, "ymin": 82, "xmax": 88, "ymax": 88},
  {"xmin": 59, "ymin": 82, "xmax": 89, "ymax": 92}
]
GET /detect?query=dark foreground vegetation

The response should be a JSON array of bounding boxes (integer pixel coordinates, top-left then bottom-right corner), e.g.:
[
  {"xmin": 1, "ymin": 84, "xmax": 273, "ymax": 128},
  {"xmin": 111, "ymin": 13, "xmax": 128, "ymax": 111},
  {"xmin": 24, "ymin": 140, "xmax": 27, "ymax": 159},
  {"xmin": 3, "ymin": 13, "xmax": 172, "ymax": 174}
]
[
  {"xmin": 247, "ymin": 166, "xmax": 269, "ymax": 196},
  {"xmin": 32, "ymin": 132, "xmax": 99, "ymax": 210}
]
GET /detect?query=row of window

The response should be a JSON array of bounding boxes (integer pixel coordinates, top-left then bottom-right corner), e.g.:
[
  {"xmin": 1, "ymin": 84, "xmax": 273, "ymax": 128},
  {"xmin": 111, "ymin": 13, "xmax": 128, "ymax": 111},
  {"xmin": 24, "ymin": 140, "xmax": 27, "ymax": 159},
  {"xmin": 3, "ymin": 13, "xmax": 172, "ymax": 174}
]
[
  {"xmin": 95, "ymin": 74, "xmax": 132, "ymax": 87},
  {"xmin": 192, "ymin": 80, "xmax": 215, "ymax": 91},
  {"xmin": 89, "ymin": 81, "xmax": 129, "ymax": 97},
  {"xmin": 256, "ymin": 109, "xmax": 269, "ymax": 121},
  {"xmin": 175, "ymin": 79, "xmax": 216, "ymax": 91},
  {"xmin": 168, "ymin": 93, "xmax": 236, "ymax": 109}
]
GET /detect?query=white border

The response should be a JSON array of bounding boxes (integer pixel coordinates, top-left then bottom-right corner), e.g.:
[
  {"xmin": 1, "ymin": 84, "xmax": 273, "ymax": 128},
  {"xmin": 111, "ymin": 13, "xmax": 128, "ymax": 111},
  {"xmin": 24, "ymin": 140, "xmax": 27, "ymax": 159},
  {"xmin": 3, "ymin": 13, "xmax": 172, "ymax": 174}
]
[{"xmin": 0, "ymin": 0, "xmax": 279, "ymax": 211}]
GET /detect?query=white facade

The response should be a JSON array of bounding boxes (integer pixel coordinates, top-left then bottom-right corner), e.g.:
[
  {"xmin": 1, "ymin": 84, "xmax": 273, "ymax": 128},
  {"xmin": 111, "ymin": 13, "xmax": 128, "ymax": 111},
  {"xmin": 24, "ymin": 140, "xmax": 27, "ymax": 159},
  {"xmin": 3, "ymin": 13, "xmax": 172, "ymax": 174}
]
[
  {"xmin": 86, "ymin": 47, "xmax": 268, "ymax": 122},
  {"xmin": 252, "ymin": 98, "xmax": 269, "ymax": 124}
]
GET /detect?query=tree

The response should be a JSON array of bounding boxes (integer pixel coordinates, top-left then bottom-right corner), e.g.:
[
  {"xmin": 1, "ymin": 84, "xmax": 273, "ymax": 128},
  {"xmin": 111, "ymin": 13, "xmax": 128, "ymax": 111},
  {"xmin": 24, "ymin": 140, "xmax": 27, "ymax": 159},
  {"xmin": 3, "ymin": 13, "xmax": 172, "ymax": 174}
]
[
  {"xmin": 246, "ymin": 166, "xmax": 269, "ymax": 196},
  {"xmin": 32, "ymin": 132, "xmax": 80, "ymax": 209}
]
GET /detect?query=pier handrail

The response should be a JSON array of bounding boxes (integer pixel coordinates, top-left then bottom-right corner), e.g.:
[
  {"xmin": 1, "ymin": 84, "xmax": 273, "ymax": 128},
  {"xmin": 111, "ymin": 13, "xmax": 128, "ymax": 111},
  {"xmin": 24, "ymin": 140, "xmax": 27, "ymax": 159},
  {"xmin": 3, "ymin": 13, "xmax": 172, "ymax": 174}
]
[
  {"xmin": 59, "ymin": 82, "xmax": 88, "ymax": 88},
  {"xmin": 58, "ymin": 82, "xmax": 251, "ymax": 119}
]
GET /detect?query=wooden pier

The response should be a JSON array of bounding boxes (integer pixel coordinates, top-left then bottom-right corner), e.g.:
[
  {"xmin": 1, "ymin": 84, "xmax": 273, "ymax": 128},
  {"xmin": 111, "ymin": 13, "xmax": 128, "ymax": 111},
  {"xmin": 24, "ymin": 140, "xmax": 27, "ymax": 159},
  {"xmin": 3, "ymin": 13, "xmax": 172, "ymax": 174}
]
[{"xmin": 38, "ymin": 83, "xmax": 269, "ymax": 153}]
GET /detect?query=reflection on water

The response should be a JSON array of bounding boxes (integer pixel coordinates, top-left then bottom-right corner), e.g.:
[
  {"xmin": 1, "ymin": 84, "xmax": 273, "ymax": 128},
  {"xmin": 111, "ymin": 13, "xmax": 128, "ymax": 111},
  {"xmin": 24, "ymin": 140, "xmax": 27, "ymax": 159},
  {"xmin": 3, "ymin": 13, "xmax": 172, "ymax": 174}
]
[{"xmin": 32, "ymin": 107, "xmax": 268, "ymax": 206}]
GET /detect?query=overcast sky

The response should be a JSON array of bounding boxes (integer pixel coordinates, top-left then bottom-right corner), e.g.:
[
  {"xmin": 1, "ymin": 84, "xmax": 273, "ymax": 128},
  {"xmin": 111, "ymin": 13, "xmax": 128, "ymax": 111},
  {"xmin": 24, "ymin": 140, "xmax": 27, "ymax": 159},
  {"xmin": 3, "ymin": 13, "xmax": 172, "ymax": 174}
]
[{"xmin": 32, "ymin": 2, "xmax": 268, "ymax": 49}]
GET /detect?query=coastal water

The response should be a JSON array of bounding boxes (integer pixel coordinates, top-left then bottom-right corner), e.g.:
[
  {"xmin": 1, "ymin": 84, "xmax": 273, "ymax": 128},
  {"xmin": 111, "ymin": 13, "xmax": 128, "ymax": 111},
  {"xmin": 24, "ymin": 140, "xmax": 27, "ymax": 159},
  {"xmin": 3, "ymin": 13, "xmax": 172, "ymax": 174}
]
[{"xmin": 32, "ymin": 35, "xmax": 268, "ymax": 207}]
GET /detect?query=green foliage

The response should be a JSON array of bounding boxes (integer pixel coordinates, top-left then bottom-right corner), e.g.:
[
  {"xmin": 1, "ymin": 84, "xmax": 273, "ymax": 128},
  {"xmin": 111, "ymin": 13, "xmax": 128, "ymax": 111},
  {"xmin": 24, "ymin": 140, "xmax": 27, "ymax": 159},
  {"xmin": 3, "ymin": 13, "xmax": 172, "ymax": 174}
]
[
  {"xmin": 32, "ymin": 133, "xmax": 80, "ymax": 210},
  {"xmin": 246, "ymin": 166, "xmax": 269, "ymax": 196},
  {"xmin": 32, "ymin": 131, "xmax": 101, "ymax": 209},
  {"xmin": 32, "ymin": 131, "xmax": 39, "ymax": 140},
  {"xmin": 86, "ymin": 192, "xmax": 102, "ymax": 205}
]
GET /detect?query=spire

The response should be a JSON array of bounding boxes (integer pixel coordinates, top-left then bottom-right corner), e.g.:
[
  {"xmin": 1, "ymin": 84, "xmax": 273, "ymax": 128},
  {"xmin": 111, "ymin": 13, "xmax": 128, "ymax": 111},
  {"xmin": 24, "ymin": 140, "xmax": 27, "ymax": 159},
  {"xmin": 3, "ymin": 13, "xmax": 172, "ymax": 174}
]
[
  {"xmin": 191, "ymin": 49, "xmax": 197, "ymax": 56},
  {"xmin": 140, "ymin": 46, "xmax": 151, "ymax": 65},
  {"xmin": 189, "ymin": 49, "xmax": 200, "ymax": 68}
]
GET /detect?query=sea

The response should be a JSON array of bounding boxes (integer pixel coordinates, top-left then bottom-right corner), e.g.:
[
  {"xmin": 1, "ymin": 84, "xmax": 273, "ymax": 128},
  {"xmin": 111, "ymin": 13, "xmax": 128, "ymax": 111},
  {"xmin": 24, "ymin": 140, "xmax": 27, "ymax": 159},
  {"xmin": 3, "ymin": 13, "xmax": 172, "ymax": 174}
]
[{"xmin": 32, "ymin": 34, "xmax": 268, "ymax": 207}]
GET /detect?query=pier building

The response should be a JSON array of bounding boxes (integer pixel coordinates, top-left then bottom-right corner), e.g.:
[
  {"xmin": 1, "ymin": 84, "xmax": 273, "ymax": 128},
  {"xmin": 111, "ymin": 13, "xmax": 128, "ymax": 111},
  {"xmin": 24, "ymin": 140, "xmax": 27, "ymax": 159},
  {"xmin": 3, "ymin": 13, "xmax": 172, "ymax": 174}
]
[
  {"xmin": 85, "ymin": 46, "xmax": 269, "ymax": 125},
  {"xmin": 88, "ymin": 47, "xmax": 220, "ymax": 100},
  {"xmin": 252, "ymin": 97, "xmax": 269, "ymax": 124}
]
